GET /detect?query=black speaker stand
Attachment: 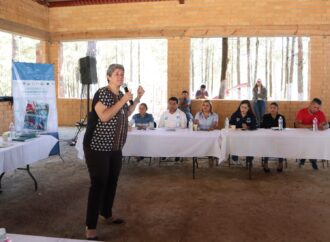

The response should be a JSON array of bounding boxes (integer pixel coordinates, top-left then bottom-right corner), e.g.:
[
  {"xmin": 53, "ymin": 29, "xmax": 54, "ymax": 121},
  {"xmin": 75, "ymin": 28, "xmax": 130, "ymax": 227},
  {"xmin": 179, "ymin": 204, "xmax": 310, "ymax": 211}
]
[{"xmin": 70, "ymin": 84, "xmax": 90, "ymax": 146}]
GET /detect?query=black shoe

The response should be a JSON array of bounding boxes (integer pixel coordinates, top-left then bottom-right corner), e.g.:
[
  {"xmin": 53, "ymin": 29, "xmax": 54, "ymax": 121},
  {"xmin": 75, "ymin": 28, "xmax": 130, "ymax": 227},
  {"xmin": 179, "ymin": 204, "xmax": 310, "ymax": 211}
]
[
  {"xmin": 277, "ymin": 167, "xmax": 283, "ymax": 173},
  {"xmin": 112, "ymin": 218, "xmax": 125, "ymax": 225},
  {"xmin": 175, "ymin": 157, "xmax": 180, "ymax": 162},
  {"xmin": 87, "ymin": 237, "xmax": 98, "ymax": 241},
  {"xmin": 311, "ymin": 162, "xmax": 318, "ymax": 170}
]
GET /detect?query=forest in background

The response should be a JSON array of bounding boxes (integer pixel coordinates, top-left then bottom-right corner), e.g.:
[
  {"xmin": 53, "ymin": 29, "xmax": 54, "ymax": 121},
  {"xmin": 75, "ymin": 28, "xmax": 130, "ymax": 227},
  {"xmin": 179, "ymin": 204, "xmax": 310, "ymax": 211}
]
[
  {"xmin": 190, "ymin": 37, "xmax": 309, "ymax": 100},
  {"xmin": 59, "ymin": 39, "xmax": 168, "ymax": 119},
  {"xmin": 0, "ymin": 31, "xmax": 40, "ymax": 96},
  {"xmin": 0, "ymin": 31, "xmax": 310, "ymax": 107}
]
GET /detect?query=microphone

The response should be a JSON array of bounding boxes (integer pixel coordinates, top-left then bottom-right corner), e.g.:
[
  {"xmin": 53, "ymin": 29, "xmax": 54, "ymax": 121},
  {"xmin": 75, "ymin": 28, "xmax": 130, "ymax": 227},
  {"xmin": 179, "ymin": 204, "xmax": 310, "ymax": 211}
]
[{"xmin": 123, "ymin": 84, "xmax": 134, "ymax": 105}]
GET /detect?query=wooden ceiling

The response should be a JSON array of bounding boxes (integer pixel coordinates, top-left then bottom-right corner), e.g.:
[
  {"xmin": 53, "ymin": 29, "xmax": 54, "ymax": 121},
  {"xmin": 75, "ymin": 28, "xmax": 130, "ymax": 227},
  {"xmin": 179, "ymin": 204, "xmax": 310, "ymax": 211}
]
[{"xmin": 34, "ymin": 0, "xmax": 184, "ymax": 7}]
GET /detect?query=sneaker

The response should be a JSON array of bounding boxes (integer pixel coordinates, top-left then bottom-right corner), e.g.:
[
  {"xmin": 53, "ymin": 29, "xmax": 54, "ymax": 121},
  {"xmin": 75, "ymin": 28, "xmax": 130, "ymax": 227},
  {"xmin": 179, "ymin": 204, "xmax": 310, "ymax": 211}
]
[{"xmin": 85, "ymin": 227, "xmax": 98, "ymax": 240}]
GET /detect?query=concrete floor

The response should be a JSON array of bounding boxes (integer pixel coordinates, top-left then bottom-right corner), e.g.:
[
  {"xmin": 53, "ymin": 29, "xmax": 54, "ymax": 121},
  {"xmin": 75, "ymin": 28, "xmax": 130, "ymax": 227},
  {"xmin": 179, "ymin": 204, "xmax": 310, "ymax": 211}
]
[{"xmin": 0, "ymin": 127, "xmax": 330, "ymax": 242}]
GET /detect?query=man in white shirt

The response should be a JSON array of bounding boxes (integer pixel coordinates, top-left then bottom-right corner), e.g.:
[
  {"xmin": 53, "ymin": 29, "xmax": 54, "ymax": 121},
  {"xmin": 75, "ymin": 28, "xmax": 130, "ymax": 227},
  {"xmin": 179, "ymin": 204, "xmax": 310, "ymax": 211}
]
[{"xmin": 159, "ymin": 97, "xmax": 187, "ymax": 128}]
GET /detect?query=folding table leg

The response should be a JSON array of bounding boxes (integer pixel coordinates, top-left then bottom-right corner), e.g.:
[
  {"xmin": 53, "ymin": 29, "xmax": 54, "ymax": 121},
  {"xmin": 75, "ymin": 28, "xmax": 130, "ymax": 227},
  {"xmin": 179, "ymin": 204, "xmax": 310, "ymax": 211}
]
[
  {"xmin": 193, "ymin": 157, "xmax": 196, "ymax": 179},
  {"xmin": 18, "ymin": 165, "xmax": 38, "ymax": 191},
  {"xmin": 248, "ymin": 162, "xmax": 252, "ymax": 180},
  {"xmin": 0, "ymin": 172, "xmax": 5, "ymax": 193}
]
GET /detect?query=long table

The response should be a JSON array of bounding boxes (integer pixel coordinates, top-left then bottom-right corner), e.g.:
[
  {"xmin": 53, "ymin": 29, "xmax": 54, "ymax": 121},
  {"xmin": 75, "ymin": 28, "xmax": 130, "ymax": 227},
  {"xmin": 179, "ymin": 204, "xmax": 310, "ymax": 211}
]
[
  {"xmin": 76, "ymin": 128, "xmax": 222, "ymax": 178},
  {"xmin": 7, "ymin": 233, "xmax": 98, "ymax": 242},
  {"xmin": 219, "ymin": 128, "xmax": 330, "ymax": 162},
  {"xmin": 0, "ymin": 135, "xmax": 58, "ymax": 192},
  {"xmin": 219, "ymin": 128, "xmax": 330, "ymax": 178}
]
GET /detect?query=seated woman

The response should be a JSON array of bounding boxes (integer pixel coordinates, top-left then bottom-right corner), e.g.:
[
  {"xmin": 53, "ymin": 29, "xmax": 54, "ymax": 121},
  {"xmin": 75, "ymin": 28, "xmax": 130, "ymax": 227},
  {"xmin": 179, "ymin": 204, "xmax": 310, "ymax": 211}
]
[
  {"xmin": 229, "ymin": 100, "xmax": 257, "ymax": 167},
  {"xmin": 194, "ymin": 100, "xmax": 219, "ymax": 167},
  {"xmin": 194, "ymin": 100, "xmax": 219, "ymax": 131},
  {"xmin": 130, "ymin": 103, "xmax": 154, "ymax": 130},
  {"xmin": 130, "ymin": 103, "xmax": 154, "ymax": 162},
  {"xmin": 261, "ymin": 102, "xmax": 286, "ymax": 173}
]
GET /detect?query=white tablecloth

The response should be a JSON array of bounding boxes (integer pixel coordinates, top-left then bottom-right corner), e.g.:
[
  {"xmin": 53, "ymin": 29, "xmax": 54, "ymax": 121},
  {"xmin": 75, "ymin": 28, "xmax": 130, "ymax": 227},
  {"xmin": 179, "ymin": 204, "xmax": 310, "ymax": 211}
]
[
  {"xmin": 7, "ymin": 234, "xmax": 98, "ymax": 242},
  {"xmin": 0, "ymin": 135, "xmax": 58, "ymax": 174},
  {"xmin": 219, "ymin": 128, "xmax": 330, "ymax": 162},
  {"xmin": 76, "ymin": 128, "xmax": 222, "ymax": 160}
]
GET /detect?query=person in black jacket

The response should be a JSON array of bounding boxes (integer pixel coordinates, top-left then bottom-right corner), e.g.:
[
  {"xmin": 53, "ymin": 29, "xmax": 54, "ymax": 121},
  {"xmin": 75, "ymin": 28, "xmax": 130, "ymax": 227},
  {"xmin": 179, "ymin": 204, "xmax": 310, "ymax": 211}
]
[
  {"xmin": 229, "ymin": 100, "xmax": 257, "ymax": 167},
  {"xmin": 261, "ymin": 102, "xmax": 286, "ymax": 129},
  {"xmin": 261, "ymin": 102, "xmax": 286, "ymax": 173}
]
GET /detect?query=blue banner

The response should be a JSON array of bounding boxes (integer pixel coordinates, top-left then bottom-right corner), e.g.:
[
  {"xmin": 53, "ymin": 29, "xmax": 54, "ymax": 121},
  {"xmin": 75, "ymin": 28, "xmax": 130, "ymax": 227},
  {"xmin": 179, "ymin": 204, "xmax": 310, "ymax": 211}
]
[
  {"xmin": 12, "ymin": 62, "xmax": 60, "ymax": 156},
  {"xmin": 12, "ymin": 62, "xmax": 54, "ymax": 81}
]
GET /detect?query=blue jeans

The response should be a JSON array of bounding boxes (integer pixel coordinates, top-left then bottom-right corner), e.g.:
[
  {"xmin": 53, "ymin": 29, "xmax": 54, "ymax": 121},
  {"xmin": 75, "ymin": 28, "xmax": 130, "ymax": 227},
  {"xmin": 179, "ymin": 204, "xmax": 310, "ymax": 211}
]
[
  {"xmin": 254, "ymin": 100, "xmax": 266, "ymax": 124},
  {"xmin": 185, "ymin": 112, "xmax": 193, "ymax": 127}
]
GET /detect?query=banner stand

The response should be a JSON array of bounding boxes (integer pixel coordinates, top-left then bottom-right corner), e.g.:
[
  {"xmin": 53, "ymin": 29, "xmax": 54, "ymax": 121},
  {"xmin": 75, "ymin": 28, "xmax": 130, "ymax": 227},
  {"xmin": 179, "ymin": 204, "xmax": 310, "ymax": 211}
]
[{"xmin": 12, "ymin": 62, "xmax": 63, "ymax": 161}]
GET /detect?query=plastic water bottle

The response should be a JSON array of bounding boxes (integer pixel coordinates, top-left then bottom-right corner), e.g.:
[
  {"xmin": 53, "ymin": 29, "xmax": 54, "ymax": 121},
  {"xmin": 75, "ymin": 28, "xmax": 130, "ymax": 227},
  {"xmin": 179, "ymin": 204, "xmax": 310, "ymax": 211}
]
[
  {"xmin": 0, "ymin": 228, "xmax": 6, "ymax": 241},
  {"xmin": 129, "ymin": 119, "xmax": 135, "ymax": 127},
  {"xmin": 278, "ymin": 116, "xmax": 283, "ymax": 131},
  {"xmin": 0, "ymin": 228, "xmax": 11, "ymax": 242},
  {"xmin": 224, "ymin": 117, "xmax": 229, "ymax": 130},
  {"xmin": 188, "ymin": 119, "xmax": 193, "ymax": 131},
  {"xmin": 8, "ymin": 122, "xmax": 15, "ymax": 142},
  {"xmin": 313, "ymin": 117, "xmax": 318, "ymax": 132},
  {"xmin": 176, "ymin": 115, "xmax": 180, "ymax": 128}
]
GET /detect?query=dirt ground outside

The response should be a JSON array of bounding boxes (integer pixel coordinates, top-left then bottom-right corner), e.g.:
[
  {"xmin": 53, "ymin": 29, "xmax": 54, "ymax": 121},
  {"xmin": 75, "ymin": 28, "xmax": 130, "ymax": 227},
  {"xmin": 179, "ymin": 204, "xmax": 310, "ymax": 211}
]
[{"xmin": 0, "ymin": 127, "xmax": 330, "ymax": 242}]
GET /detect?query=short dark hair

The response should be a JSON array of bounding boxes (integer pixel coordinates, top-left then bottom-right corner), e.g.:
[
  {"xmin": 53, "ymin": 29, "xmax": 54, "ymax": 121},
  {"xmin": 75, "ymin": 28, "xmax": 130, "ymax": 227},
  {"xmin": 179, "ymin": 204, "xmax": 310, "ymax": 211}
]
[
  {"xmin": 106, "ymin": 64, "xmax": 124, "ymax": 83},
  {"xmin": 182, "ymin": 90, "xmax": 188, "ymax": 94},
  {"xmin": 140, "ymin": 103, "xmax": 148, "ymax": 110},
  {"xmin": 270, "ymin": 102, "xmax": 279, "ymax": 107},
  {"xmin": 168, "ymin": 97, "xmax": 179, "ymax": 104},
  {"xmin": 312, "ymin": 98, "xmax": 322, "ymax": 105},
  {"xmin": 200, "ymin": 84, "xmax": 206, "ymax": 89}
]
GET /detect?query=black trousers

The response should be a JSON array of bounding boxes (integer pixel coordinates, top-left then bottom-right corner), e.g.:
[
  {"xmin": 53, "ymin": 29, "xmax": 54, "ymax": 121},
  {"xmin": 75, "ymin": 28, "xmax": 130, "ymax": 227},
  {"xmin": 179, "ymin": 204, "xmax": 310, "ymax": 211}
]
[{"xmin": 84, "ymin": 147, "xmax": 123, "ymax": 229}]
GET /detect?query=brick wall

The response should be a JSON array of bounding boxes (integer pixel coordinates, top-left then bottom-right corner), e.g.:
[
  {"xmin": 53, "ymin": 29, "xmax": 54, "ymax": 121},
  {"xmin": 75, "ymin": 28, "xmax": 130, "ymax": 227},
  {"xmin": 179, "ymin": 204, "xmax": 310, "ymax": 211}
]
[
  {"xmin": 0, "ymin": 102, "xmax": 13, "ymax": 133},
  {"xmin": 48, "ymin": 0, "xmax": 330, "ymax": 39},
  {"xmin": 0, "ymin": 0, "xmax": 48, "ymax": 39},
  {"xmin": 46, "ymin": 0, "xmax": 330, "ymax": 126},
  {"xmin": 1, "ymin": 0, "xmax": 330, "ymax": 127}
]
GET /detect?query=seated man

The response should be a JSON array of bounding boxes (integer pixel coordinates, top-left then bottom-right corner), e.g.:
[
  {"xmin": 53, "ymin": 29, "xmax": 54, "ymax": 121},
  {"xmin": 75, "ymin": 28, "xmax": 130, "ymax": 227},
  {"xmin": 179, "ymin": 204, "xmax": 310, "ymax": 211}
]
[
  {"xmin": 261, "ymin": 102, "xmax": 286, "ymax": 173},
  {"xmin": 195, "ymin": 84, "xmax": 209, "ymax": 99},
  {"xmin": 178, "ymin": 90, "xmax": 193, "ymax": 125},
  {"xmin": 130, "ymin": 103, "xmax": 154, "ymax": 130},
  {"xmin": 159, "ymin": 97, "xmax": 187, "ymax": 129},
  {"xmin": 159, "ymin": 97, "xmax": 187, "ymax": 161},
  {"xmin": 295, "ymin": 98, "xmax": 329, "ymax": 170}
]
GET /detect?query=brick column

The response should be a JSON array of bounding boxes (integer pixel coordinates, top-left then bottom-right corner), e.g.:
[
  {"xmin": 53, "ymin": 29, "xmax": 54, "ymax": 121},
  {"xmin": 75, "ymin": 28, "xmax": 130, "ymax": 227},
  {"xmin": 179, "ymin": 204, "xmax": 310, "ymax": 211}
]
[{"xmin": 167, "ymin": 37, "xmax": 190, "ymax": 99}]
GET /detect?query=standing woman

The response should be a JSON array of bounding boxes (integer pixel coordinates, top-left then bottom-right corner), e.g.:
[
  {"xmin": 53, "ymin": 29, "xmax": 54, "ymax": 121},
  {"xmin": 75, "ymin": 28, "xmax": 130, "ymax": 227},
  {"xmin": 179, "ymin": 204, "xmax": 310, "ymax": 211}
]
[
  {"xmin": 252, "ymin": 78, "xmax": 267, "ymax": 125},
  {"xmin": 83, "ymin": 64, "xmax": 144, "ymax": 240}
]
